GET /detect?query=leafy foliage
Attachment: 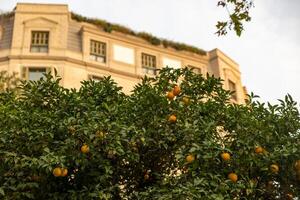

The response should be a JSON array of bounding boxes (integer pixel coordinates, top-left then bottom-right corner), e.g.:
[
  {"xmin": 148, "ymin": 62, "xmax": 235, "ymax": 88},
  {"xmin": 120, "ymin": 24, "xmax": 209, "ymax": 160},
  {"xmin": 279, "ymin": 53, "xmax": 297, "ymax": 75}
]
[
  {"xmin": 216, "ymin": 0, "xmax": 254, "ymax": 36},
  {"xmin": 0, "ymin": 71, "xmax": 20, "ymax": 92},
  {"xmin": 0, "ymin": 68, "xmax": 299, "ymax": 199}
]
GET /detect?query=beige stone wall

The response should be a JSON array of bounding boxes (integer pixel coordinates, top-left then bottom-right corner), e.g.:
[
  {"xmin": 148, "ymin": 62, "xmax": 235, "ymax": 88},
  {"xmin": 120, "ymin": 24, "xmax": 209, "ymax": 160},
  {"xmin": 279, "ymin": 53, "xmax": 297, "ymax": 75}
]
[
  {"xmin": 0, "ymin": 3, "xmax": 246, "ymax": 103},
  {"xmin": 209, "ymin": 49, "xmax": 246, "ymax": 103}
]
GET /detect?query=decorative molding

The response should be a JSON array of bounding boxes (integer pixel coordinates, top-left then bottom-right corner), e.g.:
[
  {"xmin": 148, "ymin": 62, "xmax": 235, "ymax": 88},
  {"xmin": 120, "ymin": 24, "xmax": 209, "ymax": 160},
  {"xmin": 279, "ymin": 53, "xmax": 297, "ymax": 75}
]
[
  {"xmin": 23, "ymin": 17, "xmax": 58, "ymax": 25},
  {"xmin": 1, "ymin": 55, "xmax": 141, "ymax": 79}
]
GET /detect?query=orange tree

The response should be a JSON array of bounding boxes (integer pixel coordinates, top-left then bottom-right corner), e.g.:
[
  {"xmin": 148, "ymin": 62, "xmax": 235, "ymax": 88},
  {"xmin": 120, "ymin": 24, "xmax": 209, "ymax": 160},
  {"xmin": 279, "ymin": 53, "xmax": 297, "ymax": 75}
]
[{"xmin": 0, "ymin": 68, "xmax": 299, "ymax": 199}]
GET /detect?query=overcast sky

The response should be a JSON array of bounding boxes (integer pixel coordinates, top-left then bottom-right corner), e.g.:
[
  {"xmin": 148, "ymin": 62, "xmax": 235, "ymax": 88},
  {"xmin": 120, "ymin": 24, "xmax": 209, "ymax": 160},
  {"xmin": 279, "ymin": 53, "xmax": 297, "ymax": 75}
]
[{"xmin": 1, "ymin": 0, "xmax": 300, "ymax": 104}]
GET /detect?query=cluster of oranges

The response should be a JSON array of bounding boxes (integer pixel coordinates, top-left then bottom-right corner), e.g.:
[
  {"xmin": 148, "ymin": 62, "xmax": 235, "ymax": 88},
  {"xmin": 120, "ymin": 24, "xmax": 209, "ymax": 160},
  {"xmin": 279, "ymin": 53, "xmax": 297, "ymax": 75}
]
[
  {"xmin": 52, "ymin": 144, "xmax": 90, "ymax": 177},
  {"xmin": 183, "ymin": 146, "xmax": 283, "ymax": 184},
  {"xmin": 52, "ymin": 167, "xmax": 68, "ymax": 177},
  {"xmin": 166, "ymin": 85, "xmax": 184, "ymax": 123},
  {"xmin": 184, "ymin": 152, "xmax": 240, "ymax": 183},
  {"xmin": 219, "ymin": 146, "xmax": 281, "ymax": 183},
  {"xmin": 219, "ymin": 152, "xmax": 238, "ymax": 183},
  {"xmin": 167, "ymin": 85, "xmax": 180, "ymax": 123},
  {"xmin": 166, "ymin": 85, "xmax": 181, "ymax": 101},
  {"xmin": 253, "ymin": 146, "xmax": 280, "ymax": 174}
]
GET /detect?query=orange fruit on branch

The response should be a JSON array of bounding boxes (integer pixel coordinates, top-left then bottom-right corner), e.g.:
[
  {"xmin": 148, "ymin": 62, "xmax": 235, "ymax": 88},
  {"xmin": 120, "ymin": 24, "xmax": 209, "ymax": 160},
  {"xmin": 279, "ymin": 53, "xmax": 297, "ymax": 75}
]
[
  {"xmin": 270, "ymin": 164, "xmax": 279, "ymax": 173},
  {"xmin": 228, "ymin": 172, "xmax": 238, "ymax": 183},
  {"xmin": 53, "ymin": 167, "xmax": 62, "ymax": 177},
  {"xmin": 173, "ymin": 85, "xmax": 181, "ymax": 96},
  {"xmin": 221, "ymin": 152, "xmax": 231, "ymax": 161},
  {"xmin": 255, "ymin": 146, "xmax": 264, "ymax": 154},
  {"xmin": 81, "ymin": 144, "xmax": 90, "ymax": 154},
  {"xmin": 186, "ymin": 154, "xmax": 195, "ymax": 163},
  {"xmin": 61, "ymin": 168, "xmax": 68, "ymax": 177},
  {"xmin": 166, "ymin": 91, "xmax": 175, "ymax": 100},
  {"xmin": 168, "ymin": 114, "xmax": 177, "ymax": 123}
]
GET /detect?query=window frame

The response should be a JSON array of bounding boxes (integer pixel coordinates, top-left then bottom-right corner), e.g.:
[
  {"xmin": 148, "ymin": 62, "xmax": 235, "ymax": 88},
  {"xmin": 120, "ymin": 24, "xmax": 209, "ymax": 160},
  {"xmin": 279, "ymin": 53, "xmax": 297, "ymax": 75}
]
[
  {"xmin": 228, "ymin": 79, "xmax": 237, "ymax": 101},
  {"xmin": 30, "ymin": 31, "xmax": 50, "ymax": 53},
  {"xmin": 22, "ymin": 67, "xmax": 52, "ymax": 81},
  {"xmin": 141, "ymin": 53, "xmax": 157, "ymax": 75},
  {"xmin": 90, "ymin": 39, "xmax": 107, "ymax": 63}
]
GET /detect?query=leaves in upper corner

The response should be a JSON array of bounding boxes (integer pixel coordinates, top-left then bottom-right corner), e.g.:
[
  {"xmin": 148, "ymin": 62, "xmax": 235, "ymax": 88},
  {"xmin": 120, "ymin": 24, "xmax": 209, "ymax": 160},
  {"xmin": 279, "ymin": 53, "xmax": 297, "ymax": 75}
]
[{"xmin": 216, "ymin": 0, "xmax": 254, "ymax": 36}]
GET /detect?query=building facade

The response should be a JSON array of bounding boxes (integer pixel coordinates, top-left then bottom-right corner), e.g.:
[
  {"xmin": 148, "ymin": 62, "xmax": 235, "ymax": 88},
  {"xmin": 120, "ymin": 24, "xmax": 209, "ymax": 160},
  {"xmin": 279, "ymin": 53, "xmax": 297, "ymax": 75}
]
[{"xmin": 0, "ymin": 3, "xmax": 247, "ymax": 103}]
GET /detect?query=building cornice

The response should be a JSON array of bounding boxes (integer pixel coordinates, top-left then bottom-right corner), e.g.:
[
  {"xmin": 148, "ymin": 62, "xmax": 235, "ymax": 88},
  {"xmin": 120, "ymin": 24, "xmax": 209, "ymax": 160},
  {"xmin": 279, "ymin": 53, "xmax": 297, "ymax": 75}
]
[
  {"xmin": 16, "ymin": 3, "xmax": 68, "ymax": 7},
  {"xmin": 209, "ymin": 53, "xmax": 241, "ymax": 75},
  {"xmin": 209, "ymin": 48, "xmax": 238, "ymax": 66},
  {"xmin": 1, "ymin": 55, "xmax": 142, "ymax": 79},
  {"xmin": 15, "ymin": 11, "xmax": 69, "ymax": 15},
  {"xmin": 15, "ymin": 3, "xmax": 69, "ymax": 15}
]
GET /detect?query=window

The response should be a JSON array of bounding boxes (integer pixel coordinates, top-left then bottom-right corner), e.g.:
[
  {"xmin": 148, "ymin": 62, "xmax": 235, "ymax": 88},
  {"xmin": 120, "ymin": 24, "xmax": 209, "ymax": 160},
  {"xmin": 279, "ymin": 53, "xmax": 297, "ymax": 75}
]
[
  {"xmin": 228, "ymin": 80, "xmax": 237, "ymax": 101},
  {"xmin": 30, "ymin": 31, "xmax": 49, "ymax": 52},
  {"xmin": 142, "ymin": 53, "xmax": 156, "ymax": 75},
  {"xmin": 188, "ymin": 65, "xmax": 201, "ymax": 74},
  {"xmin": 89, "ymin": 75, "xmax": 103, "ymax": 82},
  {"xmin": 22, "ymin": 67, "xmax": 51, "ymax": 81},
  {"xmin": 90, "ymin": 40, "xmax": 106, "ymax": 63}
]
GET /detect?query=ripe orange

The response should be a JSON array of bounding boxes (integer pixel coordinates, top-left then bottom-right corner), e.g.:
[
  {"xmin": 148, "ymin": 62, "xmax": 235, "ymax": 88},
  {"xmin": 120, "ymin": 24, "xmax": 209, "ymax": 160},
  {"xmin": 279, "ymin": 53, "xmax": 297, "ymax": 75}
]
[
  {"xmin": 228, "ymin": 172, "xmax": 238, "ymax": 183},
  {"xmin": 221, "ymin": 152, "xmax": 231, "ymax": 161},
  {"xmin": 81, "ymin": 144, "xmax": 90, "ymax": 154},
  {"xmin": 61, "ymin": 168, "xmax": 68, "ymax": 177},
  {"xmin": 182, "ymin": 96, "xmax": 190, "ymax": 105},
  {"xmin": 270, "ymin": 164, "xmax": 279, "ymax": 173},
  {"xmin": 53, "ymin": 167, "xmax": 62, "ymax": 177},
  {"xmin": 166, "ymin": 91, "xmax": 175, "ymax": 100},
  {"xmin": 294, "ymin": 160, "xmax": 300, "ymax": 171},
  {"xmin": 186, "ymin": 154, "xmax": 195, "ymax": 163},
  {"xmin": 173, "ymin": 85, "xmax": 181, "ymax": 96},
  {"xmin": 255, "ymin": 146, "xmax": 264, "ymax": 154},
  {"xmin": 168, "ymin": 115, "xmax": 177, "ymax": 123}
]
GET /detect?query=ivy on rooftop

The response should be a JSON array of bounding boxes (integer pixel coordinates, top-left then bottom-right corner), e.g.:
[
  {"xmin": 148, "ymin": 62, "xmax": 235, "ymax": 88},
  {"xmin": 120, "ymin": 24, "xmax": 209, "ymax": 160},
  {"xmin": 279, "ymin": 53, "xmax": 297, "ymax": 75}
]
[
  {"xmin": 71, "ymin": 12, "xmax": 207, "ymax": 56},
  {"xmin": 0, "ymin": 11, "xmax": 207, "ymax": 56}
]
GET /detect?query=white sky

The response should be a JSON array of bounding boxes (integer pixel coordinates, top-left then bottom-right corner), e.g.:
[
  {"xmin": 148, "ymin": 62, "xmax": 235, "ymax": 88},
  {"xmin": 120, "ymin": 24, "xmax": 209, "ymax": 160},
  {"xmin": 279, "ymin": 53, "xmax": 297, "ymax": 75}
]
[{"xmin": 1, "ymin": 0, "xmax": 300, "ymax": 104}]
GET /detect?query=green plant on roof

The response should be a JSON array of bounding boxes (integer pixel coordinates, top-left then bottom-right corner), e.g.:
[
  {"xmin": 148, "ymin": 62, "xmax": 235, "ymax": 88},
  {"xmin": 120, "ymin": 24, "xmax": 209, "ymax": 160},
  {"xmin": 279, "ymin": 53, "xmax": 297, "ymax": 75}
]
[{"xmin": 70, "ymin": 12, "xmax": 207, "ymax": 56}]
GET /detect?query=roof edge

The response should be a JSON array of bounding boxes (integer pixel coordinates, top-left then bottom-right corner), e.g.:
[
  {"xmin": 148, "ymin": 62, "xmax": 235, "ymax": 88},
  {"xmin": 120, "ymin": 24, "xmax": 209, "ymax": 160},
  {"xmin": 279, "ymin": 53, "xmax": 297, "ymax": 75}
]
[
  {"xmin": 16, "ymin": 2, "xmax": 68, "ymax": 7},
  {"xmin": 209, "ymin": 48, "xmax": 239, "ymax": 66}
]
